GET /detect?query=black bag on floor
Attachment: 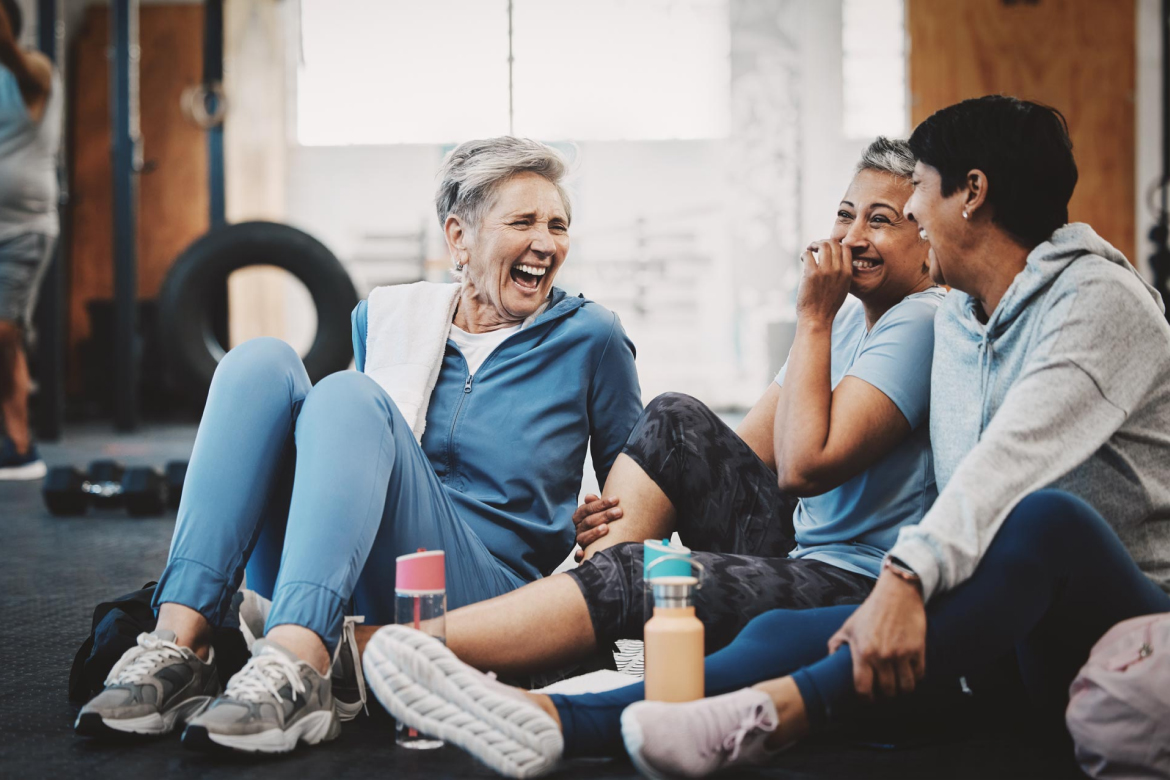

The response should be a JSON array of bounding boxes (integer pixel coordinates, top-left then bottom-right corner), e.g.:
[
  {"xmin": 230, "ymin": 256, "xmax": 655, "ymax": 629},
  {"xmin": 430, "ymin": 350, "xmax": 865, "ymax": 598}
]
[{"xmin": 68, "ymin": 582, "xmax": 249, "ymax": 702}]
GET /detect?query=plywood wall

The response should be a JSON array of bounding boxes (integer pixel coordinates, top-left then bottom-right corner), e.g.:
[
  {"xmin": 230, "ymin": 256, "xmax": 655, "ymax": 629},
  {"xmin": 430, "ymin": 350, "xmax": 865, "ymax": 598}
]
[
  {"xmin": 67, "ymin": 4, "xmax": 208, "ymax": 391},
  {"xmin": 907, "ymin": 0, "xmax": 1136, "ymax": 261}
]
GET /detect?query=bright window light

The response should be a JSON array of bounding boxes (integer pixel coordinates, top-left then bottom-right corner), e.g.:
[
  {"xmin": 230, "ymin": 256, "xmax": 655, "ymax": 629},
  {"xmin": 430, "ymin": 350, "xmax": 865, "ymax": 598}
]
[
  {"xmin": 297, "ymin": 0, "xmax": 511, "ymax": 145},
  {"xmin": 511, "ymin": 0, "xmax": 729, "ymax": 141},
  {"xmin": 841, "ymin": 0, "xmax": 907, "ymax": 139},
  {"xmin": 297, "ymin": 0, "xmax": 730, "ymax": 145}
]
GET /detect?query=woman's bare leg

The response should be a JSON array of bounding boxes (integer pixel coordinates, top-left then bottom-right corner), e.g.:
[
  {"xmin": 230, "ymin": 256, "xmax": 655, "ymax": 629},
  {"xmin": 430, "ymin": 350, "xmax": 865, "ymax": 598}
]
[
  {"xmin": 753, "ymin": 676, "xmax": 811, "ymax": 747},
  {"xmin": 356, "ymin": 573, "xmax": 598, "ymax": 677},
  {"xmin": 266, "ymin": 624, "xmax": 331, "ymax": 674},
  {"xmin": 580, "ymin": 453, "xmax": 677, "ymax": 559},
  {"xmin": 156, "ymin": 603, "xmax": 214, "ymax": 660}
]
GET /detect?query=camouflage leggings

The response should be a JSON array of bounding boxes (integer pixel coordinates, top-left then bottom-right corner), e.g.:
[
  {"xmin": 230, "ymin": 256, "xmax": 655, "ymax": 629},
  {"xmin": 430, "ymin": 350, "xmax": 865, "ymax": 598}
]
[{"xmin": 566, "ymin": 392, "xmax": 874, "ymax": 655}]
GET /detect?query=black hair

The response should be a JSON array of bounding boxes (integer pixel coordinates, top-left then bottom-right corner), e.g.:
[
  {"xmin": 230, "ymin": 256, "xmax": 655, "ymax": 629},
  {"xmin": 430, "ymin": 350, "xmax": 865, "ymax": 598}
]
[
  {"xmin": 1, "ymin": 0, "xmax": 21, "ymax": 40},
  {"xmin": 908, "ymin": 95, "xmax": 1078, "ymax": 247}
]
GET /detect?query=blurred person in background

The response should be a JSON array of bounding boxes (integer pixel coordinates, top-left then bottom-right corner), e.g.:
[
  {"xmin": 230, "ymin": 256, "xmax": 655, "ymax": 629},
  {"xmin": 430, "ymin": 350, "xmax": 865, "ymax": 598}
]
[{"xmin": 0, "ymin": 0, "xmax": 61, "ymax": 480}]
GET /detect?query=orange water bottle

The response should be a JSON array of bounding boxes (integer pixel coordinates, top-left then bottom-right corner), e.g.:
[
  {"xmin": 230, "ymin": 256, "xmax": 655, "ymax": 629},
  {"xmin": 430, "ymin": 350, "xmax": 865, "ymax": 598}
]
[{"xmin": 644, "ymin": 575, "xmax": 704, "ymax": 702}]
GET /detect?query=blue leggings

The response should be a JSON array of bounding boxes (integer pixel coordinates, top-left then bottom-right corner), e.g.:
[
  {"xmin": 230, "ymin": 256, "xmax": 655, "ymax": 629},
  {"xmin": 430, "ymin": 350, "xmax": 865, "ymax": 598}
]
[
  {"xmin": 151, "ymin": 338, "xmax": 525, "ymax": 652},
  {"xmin": 551, "ymin": 489, "xmax": 1170, "ymax": 756}
]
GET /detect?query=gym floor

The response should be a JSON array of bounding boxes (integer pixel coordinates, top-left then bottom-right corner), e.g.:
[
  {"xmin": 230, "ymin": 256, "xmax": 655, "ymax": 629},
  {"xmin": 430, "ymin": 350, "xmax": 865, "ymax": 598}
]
[{"xmin": 1, "ymin": 424, "xmax": 1086, "ymax": 779}]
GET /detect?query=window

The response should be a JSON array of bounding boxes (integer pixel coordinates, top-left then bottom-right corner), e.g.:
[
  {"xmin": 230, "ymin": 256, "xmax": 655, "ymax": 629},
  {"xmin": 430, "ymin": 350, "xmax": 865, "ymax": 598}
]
[
  {"xmin": 296, "ymin": 0, "xmax": 730, "ymax": 145},
  {"xmin": 841, "ymin": 0, "xmax": 907, "ymax": 139}
]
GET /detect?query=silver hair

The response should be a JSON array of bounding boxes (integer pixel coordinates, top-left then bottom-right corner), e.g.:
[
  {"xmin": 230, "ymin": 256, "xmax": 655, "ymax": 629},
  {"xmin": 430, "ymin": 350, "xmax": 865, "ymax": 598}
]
[
  {"xmin": 856, "ymin": 136, "xmax": 916, "ymax": 180},
  {"xmin": 435, "ymin": 136, "xmax": 572, "ymax": 233}
]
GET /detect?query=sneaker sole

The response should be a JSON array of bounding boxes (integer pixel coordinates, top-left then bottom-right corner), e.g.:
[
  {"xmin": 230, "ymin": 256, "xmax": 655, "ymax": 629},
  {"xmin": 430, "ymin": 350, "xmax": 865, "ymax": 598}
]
[
  {"xmin": 363, "ymin": 625, "xmax": 562, "ymax": 779},
  {"xmin": 181, "ymin": 709, "xmax": 340, "ymax": 754},
  {"xmin": 75, "ymin": 695, "xmax": 212, "ymax": 738},
  {"xmin": 0, "ymin": 460, "xmax": 47, "ymax": 481},
  {"xmin": 620, "ymin": 705, "xmax": 671, "ymax": 780}
]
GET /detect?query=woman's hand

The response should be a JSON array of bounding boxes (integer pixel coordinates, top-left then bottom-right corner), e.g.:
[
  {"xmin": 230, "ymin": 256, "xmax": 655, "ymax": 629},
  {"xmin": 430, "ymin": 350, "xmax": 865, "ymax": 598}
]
[
  {"xmin": 572, "ymin": 494, "xmax": 622, "ymax": 561},
  {"xmin": 796, "ymin": 239, "xmax": 853, "ymax": 326},
  {"xmin": 826, "ymin": 570, "xmax": 927, "ymax": 701}
]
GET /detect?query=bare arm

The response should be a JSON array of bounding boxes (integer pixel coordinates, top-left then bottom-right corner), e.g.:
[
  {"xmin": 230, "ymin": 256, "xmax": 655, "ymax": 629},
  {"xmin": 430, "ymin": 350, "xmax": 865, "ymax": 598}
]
[
  {"xmin": 773, "ymin": 240, "xmax": 912, "ymax": 496},
  {"xmin": 0, "ymin": 7, "xmax": 51, "ymax": 110},
  {"xmin": 734, "ymin": 382, "xmax": 781, "ymax": 471}
]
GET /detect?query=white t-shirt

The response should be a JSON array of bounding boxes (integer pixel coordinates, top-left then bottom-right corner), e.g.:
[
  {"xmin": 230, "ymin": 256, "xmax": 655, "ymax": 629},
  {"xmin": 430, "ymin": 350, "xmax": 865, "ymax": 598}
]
[{"xmin": 450, "ymin": 323, "xmax": 521, "ymax": 376}]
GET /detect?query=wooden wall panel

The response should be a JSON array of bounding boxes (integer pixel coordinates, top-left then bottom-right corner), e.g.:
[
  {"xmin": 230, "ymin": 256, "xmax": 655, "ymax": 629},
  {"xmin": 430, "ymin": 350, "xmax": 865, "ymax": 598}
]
[
  {"xmin": 67, "ymin": 5, "xmax": 208, "ymax": 392},
  {"xmin": 907, "ymin": 0, "xmax": 1136, "ymax": 262}
]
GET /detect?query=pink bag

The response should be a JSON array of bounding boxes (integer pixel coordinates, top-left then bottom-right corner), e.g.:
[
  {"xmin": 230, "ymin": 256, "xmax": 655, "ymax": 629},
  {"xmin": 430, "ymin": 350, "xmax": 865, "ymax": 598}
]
[{"xmin": 1066, "ymin": 613, "xmax": 1170, "ymax": 779}]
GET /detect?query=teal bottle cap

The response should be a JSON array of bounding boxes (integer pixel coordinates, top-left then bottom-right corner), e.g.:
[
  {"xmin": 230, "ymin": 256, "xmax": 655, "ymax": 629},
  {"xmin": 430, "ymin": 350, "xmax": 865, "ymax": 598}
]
[{"xmin": 644, "ymin": 538, "xmax": 692, "ymax": 579}]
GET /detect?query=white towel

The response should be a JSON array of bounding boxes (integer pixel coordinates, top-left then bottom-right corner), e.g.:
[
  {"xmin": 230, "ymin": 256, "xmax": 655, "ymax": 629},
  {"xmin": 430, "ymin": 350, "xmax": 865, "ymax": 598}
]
[{"xmin": 365, "ymin": 281, "xmax": 461, "ymax": 442}]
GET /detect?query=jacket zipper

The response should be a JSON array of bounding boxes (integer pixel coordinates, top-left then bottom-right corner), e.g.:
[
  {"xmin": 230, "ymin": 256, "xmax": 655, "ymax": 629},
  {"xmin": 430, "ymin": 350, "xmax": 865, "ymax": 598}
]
[
  {"xmin": 445, "ymin": 355, "xmax": 471, "ymax": 483},
  {"xmin": 443, "ymin": 299, "xmax": 579, "ymax": 484}
]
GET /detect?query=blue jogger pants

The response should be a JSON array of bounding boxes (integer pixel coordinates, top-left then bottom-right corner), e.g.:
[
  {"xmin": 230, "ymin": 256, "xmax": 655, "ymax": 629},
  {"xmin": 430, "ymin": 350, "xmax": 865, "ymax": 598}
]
[
  {"xmin": 152, "ymin": 338, "xmax": 525, "ymax": 652},
  {"xmin": 552, "ymin": 489, "xmax": 1170, "ymax": 756}
]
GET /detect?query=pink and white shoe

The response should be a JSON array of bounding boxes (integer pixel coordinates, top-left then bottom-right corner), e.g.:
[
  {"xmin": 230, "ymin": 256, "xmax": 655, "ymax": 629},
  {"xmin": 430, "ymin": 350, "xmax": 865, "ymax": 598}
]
[{"xmin": 620, "ymin": 688, "xmax": 786, "ymax": 779}]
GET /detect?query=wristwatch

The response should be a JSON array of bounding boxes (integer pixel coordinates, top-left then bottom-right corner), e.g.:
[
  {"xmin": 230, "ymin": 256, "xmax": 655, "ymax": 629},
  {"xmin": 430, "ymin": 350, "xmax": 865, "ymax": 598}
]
[{"xmin": 883, "ymin": 556, "xmax": 923, "ymax": 594}]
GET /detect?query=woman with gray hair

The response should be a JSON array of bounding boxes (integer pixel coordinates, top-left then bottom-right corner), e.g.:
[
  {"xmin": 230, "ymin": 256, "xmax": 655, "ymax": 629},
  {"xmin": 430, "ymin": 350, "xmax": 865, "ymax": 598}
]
[
  {"xmin": 357, "ymin": 137, "xmax": 948, "ymax": 778},
  {"xmin": 75, "ymin": 137, "xmax": 643, "ymax": 754}
]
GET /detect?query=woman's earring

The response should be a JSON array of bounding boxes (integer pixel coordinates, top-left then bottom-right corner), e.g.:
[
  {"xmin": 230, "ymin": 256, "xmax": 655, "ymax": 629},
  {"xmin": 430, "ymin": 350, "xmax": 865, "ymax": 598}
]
[{"xmin": 962, "ymin": 211, "xmax": 969, "ymax": 220}]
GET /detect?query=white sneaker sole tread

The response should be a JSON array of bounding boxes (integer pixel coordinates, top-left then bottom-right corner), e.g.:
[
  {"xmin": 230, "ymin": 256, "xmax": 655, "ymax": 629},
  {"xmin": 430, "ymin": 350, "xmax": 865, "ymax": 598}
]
[{"xmin": 363, "ymin": 625, "xmax": 563, "ymax": 779}]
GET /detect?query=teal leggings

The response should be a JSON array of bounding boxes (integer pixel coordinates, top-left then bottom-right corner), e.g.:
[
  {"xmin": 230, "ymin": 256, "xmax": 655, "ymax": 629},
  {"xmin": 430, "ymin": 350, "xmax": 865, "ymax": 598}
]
[
  {"xmin": 552, "ymin": 490, "xmax": 1170, "ymax": 756},
  {"xmin": 152, "ymin": 338, "xmax": 524, "ymax": 652}
]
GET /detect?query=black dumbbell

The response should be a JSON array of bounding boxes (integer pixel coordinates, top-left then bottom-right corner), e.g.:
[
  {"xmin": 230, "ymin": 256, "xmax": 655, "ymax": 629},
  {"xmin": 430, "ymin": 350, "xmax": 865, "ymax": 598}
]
[
  {"xmin": 88, "ymin": 459, "xmax": 126, "ymax": 509},
  {"xmin": 164, "ymin": 460, "xmax": 187, "ymax": 510},
  {"xmin": 43, "ymin": 466, "xmax": 89, "ymax": 516},
  {"xmin": 122, "ymin": 467, "xmax": 167, "ymax": 517},
  {"xmin": 43, "ymin": 460, "xmax": 171, "ymax": 517}
]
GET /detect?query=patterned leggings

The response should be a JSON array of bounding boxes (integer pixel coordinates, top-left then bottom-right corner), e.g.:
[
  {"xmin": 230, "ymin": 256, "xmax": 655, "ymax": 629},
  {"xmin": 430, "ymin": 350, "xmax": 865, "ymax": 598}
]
[{"xmin": 566, "ymin": 392, "xmax": 874, "ymax": 655}]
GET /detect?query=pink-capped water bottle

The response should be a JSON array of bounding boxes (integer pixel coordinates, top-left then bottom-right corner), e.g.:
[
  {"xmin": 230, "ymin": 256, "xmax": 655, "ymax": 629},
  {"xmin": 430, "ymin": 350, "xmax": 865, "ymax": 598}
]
[{"xmin": 395, "ymin": 548, "xmax": 446, "ymax": 749}]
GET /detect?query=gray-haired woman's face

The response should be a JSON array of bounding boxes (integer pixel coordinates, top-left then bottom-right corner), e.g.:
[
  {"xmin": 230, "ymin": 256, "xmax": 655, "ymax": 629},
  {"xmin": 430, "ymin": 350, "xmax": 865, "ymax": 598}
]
[
  {"xmin": 463, "ymin": 172, "xmax": 570, "ymax": 320},
  {"xmin": 830, "ymin": 167, "xmax": 929, "ymax": 301}
]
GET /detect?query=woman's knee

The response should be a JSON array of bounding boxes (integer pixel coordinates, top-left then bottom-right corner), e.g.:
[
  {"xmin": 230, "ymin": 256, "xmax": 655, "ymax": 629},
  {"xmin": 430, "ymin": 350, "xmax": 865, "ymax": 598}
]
[
  {"xmin": 643, "ymin": 392, "xmax": 707, "ymax": 422},
  {"xmin": 215, "ymin": 337, "xmax": 303, "ymax": 384},
  {"xmin": 999, "ymin": 489, "xmax": 1111, "ymax": 554},
  {"xmin": 631, "ymin": 392, "xmax": 716, "ymax": 445},
  {"xmin": 299, "ymin": 370, "xmax": 393, "ymax": 426}
]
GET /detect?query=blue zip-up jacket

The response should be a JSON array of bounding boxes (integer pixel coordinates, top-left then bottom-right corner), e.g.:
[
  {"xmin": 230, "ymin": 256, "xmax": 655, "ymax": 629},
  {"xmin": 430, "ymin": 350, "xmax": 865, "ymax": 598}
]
[{"xmin": 351, "ymin": 288, "xmax": 642, "ymax": 582}]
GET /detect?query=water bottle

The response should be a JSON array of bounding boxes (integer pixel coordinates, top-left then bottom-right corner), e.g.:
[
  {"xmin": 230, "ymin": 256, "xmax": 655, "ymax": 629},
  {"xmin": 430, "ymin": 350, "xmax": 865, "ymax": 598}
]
[
  {"xmin": 644, "ymin": 564, "xmax": 706, "ymax": 703},
  {"xmin": 394, "ymin": 548, "xmax": 446, "ymax": 749}
]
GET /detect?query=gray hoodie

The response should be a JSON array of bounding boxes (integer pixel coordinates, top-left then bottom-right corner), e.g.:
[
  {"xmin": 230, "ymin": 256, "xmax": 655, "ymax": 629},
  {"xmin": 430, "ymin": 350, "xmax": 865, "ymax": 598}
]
[{"xmin": 889, "ymin": 223, "xmax": 1170, "ymax": 600}]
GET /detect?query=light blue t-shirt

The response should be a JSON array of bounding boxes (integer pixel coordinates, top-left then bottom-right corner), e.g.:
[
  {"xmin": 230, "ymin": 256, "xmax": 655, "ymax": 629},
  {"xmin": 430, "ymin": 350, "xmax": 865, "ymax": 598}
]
[{"xmin": 775, "ymin": 288, "xmax": 945, "ymax": 577}]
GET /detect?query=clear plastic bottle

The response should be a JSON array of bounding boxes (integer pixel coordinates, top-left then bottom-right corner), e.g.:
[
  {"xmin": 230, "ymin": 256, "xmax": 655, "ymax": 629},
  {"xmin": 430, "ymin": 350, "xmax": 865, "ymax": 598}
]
[{"xmin": 394, "ymin": 549, "xmax": 446, "ymax": 749}]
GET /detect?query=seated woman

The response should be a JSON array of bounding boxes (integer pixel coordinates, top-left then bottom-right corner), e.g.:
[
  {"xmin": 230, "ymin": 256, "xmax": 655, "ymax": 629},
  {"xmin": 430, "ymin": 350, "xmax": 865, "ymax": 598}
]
[
  {"xmin": 353, "ymin": 137, "xmax": 946, "ymax": 683},
  {"xmin": 370, "ymin": 98, "xmax": 1170, "ymax": 779},
  {"xmin": 74, "ymin": 137, "xmax": 644, "ymax": 753}
]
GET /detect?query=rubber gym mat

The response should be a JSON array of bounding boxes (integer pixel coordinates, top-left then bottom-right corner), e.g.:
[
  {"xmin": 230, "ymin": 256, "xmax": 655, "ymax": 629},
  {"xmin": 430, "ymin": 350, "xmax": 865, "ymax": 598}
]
[{"xmin": 0, "ymin": 424, "xmax": 1086, "ymax": 779}]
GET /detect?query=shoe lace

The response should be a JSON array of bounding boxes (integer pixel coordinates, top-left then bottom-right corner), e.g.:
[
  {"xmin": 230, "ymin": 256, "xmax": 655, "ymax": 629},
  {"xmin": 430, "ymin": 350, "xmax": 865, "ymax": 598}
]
[
  {"xmin": 716, "ymin": 702, "xmax": 777, "ymax": 762},
  {"xmin": 224, "ymin": 650, "xmax": 306, "ymax": 705},
  {"xmin": 337, "ymin": 615, "xmax": 368, "ymax": 715},
  {"xmin": 105, "ymin": 632, "xmax": 188, "ymax": 686}
]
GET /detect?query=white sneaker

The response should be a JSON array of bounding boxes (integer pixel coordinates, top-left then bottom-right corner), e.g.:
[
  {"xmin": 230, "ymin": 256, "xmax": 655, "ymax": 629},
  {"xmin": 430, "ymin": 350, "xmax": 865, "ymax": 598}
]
[{"xmin": 363, "ymin": 624, "xmax": 563, "ymax": 778}]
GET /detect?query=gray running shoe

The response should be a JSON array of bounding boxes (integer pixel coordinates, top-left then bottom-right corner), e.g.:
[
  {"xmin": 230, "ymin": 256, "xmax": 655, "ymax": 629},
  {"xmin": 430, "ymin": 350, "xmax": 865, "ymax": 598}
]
[
  {"xmin": 75, "ymin": 630, "xmax": 219, "ymax": 737},
  {"xmin": 332, "ymin": 615, "xmax": 368, "ymax": 721},
  {"xmin": 182, "ymin": 638, "xmax": 341, "ymax": 754}
]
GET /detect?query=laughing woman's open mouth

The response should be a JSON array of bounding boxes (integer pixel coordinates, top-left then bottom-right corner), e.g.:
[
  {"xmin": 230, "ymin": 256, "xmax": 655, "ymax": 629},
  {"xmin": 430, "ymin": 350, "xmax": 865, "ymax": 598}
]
[{"xmin": 511, "ymin": 262, "xmax": 547, "ymax": 292}]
